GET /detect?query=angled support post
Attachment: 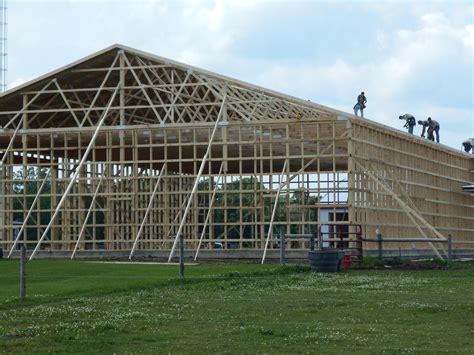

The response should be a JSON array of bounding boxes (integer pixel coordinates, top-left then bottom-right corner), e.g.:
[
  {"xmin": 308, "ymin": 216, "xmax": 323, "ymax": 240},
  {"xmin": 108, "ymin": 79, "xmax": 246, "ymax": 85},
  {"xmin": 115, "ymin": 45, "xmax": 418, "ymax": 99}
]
[
  {"xmin": 160, "ymin": 198, "xmax": 188, "ymax": 249},
  {"xmin": 194, "ymin": 162, "xmax": 224, "ymax": 261},
  {"xmin": 367, "ymin": 161, "xmax": 447, "ymax": 243},
  {"xmin": 168, "ymin": 95, "xmax": 227, "ymax": 262},
  {"xmin": 71, "ymin": 168, "xmax": 108, "ymax": 259},
  {"xmin": 29, "ymin": 84, "xmax": 120, "ymax": 260},
  {"xmin": 274, "ymin": 133, "xmax": 347, "ymax": 192},
  {"xmin": 357, "ymin": 162, "xmax": 444, "ymax": 259},
  {"xmin": 8, "ymin": 169, "xmax": 51, "ymax": 258},
  {"xmin": 129, "ymin": 163, "xmax": 167, "ymax": 259},
  {"xmin": 262, "ymin": 160, "xmax": 287, "ymax": 264}
]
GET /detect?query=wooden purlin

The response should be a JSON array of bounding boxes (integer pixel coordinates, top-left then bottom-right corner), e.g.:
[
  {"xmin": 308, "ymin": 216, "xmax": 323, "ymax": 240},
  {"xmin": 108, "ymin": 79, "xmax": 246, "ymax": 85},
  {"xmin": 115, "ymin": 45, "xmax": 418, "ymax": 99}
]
[
  {"xmin": 355, "ymin": 161, "xmax": 444, "ymax": 259},
  {"xmin": 349, "ymin": 118, "xmax": 473, "ymax": 250},
  {"xmin": 367, "ymin": 160, "xmax": 449, "ymax": 257}
]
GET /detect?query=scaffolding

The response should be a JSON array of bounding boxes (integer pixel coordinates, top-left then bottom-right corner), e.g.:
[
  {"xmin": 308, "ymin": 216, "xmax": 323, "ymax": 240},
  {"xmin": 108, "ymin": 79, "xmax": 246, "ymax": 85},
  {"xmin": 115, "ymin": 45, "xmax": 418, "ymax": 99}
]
[{"xmin": 0, "ymin": 45, "xmax": 472, "ymax": 260}]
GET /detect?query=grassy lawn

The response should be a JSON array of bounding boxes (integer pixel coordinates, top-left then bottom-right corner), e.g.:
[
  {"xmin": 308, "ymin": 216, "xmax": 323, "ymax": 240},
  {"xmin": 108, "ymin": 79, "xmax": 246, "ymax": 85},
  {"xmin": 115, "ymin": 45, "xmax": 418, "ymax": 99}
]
[{"xmin": 0, "ymin": 259, "xmax": 473, "ymax": 353}]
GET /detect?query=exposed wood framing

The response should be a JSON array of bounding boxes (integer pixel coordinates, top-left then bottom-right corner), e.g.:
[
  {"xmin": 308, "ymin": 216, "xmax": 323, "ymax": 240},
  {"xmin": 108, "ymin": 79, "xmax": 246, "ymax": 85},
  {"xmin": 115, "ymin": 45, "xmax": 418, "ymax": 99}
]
[
  {"xmin": 168, "ymin": 96, "xmax": 227, "ymax": 261},
  {"xmin": 70, "ymin": 168, "xmax": 107, "ymax": 259},
  {"xmin": 0, "ymin": 45, "xmax": 471, "ymax": 260},
  {"xmin": 29, "ymin": 84, "xmax": 120, "ymax": 260},
  {"xmin": 261, "ymin": 160, "xmax": 287, "ymax": 264},
  {"xmin": 356, "ymin": 161, "xmax": 444, "ymax": 259},
  {"xmin": 129, "ymin": 163, "xmax": 167, "ymax": 259},
  {"xmin": 194, "ymin": 162, "xmax": 224, "ymax": 261},
  {"xmin": 7, "ymin": 169, "xmax": 50, "ymax": 257}
]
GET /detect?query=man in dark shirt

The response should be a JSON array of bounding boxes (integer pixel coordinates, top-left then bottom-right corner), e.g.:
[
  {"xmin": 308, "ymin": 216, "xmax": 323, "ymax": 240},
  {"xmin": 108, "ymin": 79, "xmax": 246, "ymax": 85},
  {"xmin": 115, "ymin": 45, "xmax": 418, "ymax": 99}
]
[
  {"xmin": 418, "ymin": 117, "xmax": 440, "ymax": 143},
  {"xmin": 353, "ymin": 91, "xmax": 367, "ymax": 118}
]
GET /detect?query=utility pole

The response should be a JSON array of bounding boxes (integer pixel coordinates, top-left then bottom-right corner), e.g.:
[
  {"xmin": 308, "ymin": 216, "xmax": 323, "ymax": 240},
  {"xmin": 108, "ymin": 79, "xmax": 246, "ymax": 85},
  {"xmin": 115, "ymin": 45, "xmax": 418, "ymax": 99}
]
[{"xmin": 0, "ymin": 0, "xmax": 7, "ymax": 93}]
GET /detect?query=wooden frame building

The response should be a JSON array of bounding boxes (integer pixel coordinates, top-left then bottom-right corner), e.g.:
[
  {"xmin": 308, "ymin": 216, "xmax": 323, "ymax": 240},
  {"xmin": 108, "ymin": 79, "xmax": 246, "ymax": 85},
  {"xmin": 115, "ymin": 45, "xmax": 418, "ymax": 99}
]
[{"xmin": 1, "ymin": 45, "xmax": 473, "ymax": 260}]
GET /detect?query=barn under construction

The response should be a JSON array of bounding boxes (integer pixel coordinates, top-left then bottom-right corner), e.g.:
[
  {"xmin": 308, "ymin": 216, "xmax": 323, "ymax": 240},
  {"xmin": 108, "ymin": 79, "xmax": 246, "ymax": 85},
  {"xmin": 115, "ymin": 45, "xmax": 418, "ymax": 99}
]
[{"xmin": 0, "ymin": 44, "xmax": 473, "ymax": 261}]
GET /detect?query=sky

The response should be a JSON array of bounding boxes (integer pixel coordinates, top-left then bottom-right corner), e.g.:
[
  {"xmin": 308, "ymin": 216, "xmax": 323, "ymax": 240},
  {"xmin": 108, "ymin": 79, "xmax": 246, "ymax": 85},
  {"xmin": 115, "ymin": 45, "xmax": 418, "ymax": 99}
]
[{"xmin": 5, "ymin": 0, "xmax": 474, "ymax": 151}]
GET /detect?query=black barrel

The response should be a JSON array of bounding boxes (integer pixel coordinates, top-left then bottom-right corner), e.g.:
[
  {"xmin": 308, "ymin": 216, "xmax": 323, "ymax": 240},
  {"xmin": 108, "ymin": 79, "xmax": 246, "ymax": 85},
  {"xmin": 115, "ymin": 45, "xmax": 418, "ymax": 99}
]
[{"xmin": 308, "ymin": 250, "xmax": 344, "ymax": 272}]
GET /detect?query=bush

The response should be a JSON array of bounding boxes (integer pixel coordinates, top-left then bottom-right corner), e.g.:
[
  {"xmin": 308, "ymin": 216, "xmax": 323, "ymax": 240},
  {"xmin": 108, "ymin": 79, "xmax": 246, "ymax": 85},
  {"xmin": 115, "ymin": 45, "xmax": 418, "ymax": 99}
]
[{"xmin": 355, "ymin": 257, "xmax": 385, "ymax": 268}]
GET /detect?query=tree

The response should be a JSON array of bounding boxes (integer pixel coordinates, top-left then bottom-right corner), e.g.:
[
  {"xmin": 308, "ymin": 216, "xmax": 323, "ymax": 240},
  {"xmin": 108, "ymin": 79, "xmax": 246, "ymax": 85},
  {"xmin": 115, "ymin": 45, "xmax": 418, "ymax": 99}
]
[{"xmin": 12, "ymin": 167, "xmax": 52, "ymax": 241}]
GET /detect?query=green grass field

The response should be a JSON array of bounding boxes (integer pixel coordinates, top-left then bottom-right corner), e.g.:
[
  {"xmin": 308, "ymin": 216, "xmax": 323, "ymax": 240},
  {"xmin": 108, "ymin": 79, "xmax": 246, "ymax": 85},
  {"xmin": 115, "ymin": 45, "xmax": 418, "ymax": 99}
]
[{"xmin": 1, "ymin": 259, "xmax": 473, "ymax": 353}]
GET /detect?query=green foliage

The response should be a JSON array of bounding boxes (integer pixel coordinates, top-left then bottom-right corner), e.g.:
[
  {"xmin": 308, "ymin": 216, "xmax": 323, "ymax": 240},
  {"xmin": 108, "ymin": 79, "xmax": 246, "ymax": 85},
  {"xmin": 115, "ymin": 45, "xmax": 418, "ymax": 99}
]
[
  {"xmin": 384, "ymin": 257, "xmax": 404, "ymax": 266},
  {"xmin": 11, "ymin": 170, "xmax": 321, "ymax": 247},
  {"xmin": 199, "ymin": 176, "xmax": 320, "ymax": 245},
  {"xmin": 12, "ymin": 167, "xmax": 52, "ymax": 241},
  {"xmin": 355, "ymin": 257, "xmax": 386, "ymax": 267},
  {"xmin": 11, "ymin": 167, "xmax": 105, "ymax": 246},
  {"xmin": 430, "ymin": 257, "xmax": 449, "ymax": 267}
]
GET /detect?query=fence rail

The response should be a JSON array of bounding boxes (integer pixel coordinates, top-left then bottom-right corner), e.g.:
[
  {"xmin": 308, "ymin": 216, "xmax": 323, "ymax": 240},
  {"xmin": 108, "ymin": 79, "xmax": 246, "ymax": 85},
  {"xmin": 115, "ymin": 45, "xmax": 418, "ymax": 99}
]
[
  {"xmin": 279, "ymin": 223, "xmax": 364, "ymax": 264},
  {"xmin": 363, "ymin": 233, "xmax": 453, "ymax": 263}
]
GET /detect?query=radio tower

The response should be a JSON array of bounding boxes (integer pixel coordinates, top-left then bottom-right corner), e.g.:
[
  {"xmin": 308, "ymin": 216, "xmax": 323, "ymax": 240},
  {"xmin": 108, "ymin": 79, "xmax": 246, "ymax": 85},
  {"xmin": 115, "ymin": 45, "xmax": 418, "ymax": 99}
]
[{"xmin": 0, "ymin": 0, "xmax": 7, "ymax": 93}]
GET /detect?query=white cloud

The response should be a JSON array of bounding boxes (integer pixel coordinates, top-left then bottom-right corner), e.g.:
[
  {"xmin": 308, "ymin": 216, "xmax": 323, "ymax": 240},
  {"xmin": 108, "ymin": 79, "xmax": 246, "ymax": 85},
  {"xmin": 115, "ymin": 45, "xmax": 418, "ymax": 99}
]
[
  {"xmin": 375, "ymin": 31, "xmax": 388, "ymax": 50},
  {"xmin": 246, "ymin": 9, "xmax": 472, "ymax": 148},
  {"xmin": 5, "ymin": 1, "xmax": 472, "ymax": 149},
  {"xmin": 464, "ymin": 24, "xmax": 474, "ymax": 48}
]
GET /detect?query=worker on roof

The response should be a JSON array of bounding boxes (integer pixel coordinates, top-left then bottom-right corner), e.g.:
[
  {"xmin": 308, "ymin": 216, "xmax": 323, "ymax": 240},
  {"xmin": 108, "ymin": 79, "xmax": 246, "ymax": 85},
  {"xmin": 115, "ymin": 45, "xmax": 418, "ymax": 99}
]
[
  {"xmin": 462, "ymin": 138, "xmax": 474, "ymax": 153},
  {"xmin": 353, "ymin": 91, "xmax": 367, "ymax": 118},
  {"xmin": 399, "ymin": 114, "xmax": 416, "ymax": 134},
  {"xmin": 418, "ymin": 117, "xmax": 440, "ymax": 143}
]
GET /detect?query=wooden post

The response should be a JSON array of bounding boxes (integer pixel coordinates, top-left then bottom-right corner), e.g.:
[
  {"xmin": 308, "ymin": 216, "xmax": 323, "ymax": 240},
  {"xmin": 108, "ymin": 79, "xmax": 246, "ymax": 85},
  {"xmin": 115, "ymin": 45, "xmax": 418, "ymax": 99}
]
[
  {"xmin": 279, "ymin": 231, "xmax": 285, "ymax": 265},
  {"xmin": 310, "ymin": 231, "xmax": 315, "ymax": 251},
  {"xmin": 20, "ymin": 244, "xmax": 26, "ymax": 301},
  {"xmin": 376, "ymin": 229, "xmax": 383, "ymax": 259},
  {"xmin": 447, "ymin": 234, "xmax": 452, "ymax": 265},
  {"xmin": 318, "ymin": 227, "xmax": 323, "ymax": 251},
  {"xmin": 179, "ymin": 234, "xmax": 184, "ymax": 278}
]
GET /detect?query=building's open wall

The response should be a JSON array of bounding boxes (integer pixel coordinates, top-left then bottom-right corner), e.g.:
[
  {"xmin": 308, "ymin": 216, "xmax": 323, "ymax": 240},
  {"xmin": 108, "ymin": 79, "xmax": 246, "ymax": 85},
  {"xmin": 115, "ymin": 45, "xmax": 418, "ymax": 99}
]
[
  {"xmin": 348, "ymin": 119, "xmax": 474, "ymax": 253},
  {"xmin": 0, "ymin": 119, "xmax": 350, "ymax": 256}
]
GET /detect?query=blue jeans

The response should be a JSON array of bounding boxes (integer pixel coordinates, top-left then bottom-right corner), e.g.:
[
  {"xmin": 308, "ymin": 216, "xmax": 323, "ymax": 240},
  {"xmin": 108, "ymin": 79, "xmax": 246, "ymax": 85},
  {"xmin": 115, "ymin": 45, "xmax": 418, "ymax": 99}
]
[
  {"xmin": 408, "ymin": 125, "xmax": 414, "ymax": 134},
  {"xmin": 427, "ymin": 127, "xmax": 440, "ymax": 143},
  {"xmin": 434, "ymin": 127, "xmax": 440, "ymax": 143},
  {"xmin": 354, "ymin": 104, "xmax": 364, "ymax": 118}
]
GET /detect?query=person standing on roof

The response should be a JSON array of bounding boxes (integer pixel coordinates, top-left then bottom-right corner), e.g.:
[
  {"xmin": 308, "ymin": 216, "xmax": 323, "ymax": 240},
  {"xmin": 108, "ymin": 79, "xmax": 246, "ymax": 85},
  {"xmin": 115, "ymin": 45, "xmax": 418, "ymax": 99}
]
[
  {"xmin": 353, "ymin": 91, "xmax": 367, "ymax": 117},
  {"xmin": 399, "ymin": 114, "xmax": 416, "ymax": 134},
  {"xmin": 418, "ymin": 117, "xmax": 440, "ymax": 143}
]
